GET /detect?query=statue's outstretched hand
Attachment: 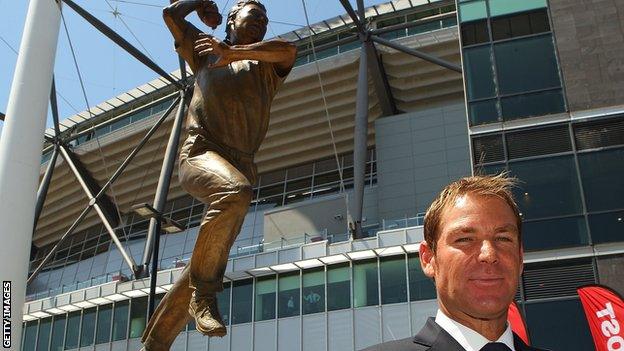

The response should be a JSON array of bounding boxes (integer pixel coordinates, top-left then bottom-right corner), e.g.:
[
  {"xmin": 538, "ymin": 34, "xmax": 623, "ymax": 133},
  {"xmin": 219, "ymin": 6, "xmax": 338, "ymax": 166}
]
[
  {"xmin": 195, "ymin": 33, "xmax": 233, "ymax": 68},
  {"xmin": 197, "ymin": 0, "xmax": 221, "ymax": 29}
]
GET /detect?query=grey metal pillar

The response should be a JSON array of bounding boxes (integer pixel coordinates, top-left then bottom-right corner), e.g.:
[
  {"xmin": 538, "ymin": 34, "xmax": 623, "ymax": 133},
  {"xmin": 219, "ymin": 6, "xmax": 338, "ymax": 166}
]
[
  {"xmin": 58, "ymin": 145, "xmax": 138, "ymax": 273},
  {"xmin": 143, "ymin": 91, "xmax": 187, "ymax": 317},
  {"xmin": 352, "ymin": 44, "xmax": 369, "ymax": 239},
  {"xmin": 33, "ymin": 145, "xmax": 59, "ymax": 229}
]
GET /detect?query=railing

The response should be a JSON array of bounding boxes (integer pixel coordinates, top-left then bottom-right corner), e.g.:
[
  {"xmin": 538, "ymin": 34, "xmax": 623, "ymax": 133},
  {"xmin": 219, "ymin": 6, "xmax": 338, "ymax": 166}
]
[{"xmin": 25, "ymin": 214, "xmax": 425, "ymax": 301}]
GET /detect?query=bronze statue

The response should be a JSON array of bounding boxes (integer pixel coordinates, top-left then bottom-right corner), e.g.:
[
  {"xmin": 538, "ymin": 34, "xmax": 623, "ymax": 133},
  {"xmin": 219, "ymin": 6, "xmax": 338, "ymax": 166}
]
[{"xmin": 141, "ymin": 1, "xmax": 296, "ymax": 349}]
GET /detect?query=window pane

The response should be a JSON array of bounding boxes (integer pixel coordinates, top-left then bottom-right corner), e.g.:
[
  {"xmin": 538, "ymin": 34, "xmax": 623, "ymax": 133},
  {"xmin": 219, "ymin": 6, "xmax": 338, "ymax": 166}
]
[
  {"xmin": 80, "ymin": 308, "xmax": 96, "ymax": 347},
  {"xmin": 489, "ymin": 0, "xmax": 547, "ymax": 17},
  {"xmin": 232, "ymin": 279, "xmax": 253, "ymax": 324},
  {"xmin": 353, "ymin": 259, "xmax": 379, "ymax": 308},
  {"xmin": 463, "ymin": 46, "xmax": 495, "ymax": 100},
  {"xmin": 218, "ymin": 282, "xmax": 231, "ymax": 326},
  {"xmin": 36, "ymin": 318, "xmax": 52, "ymax": 351},
  {"xmin": 129, "ymin": 297, "xmax": 147, "ymax": 339},
  {"xmin": 459, "ymin": 1, "xmax": 487, "ymax": 23},
  {"xmin": 380, "ymin": 256, "xmax": 407, "ymax": 304},
  {"xmin": 23, "ymin": 321, "xmax": 38, "ymax": 351},
  {"xmin": 589, "ymin": 210, "xmax": 624, "ymax": 244},
  {"xmin": 255, "ymin": 276, "xmax": 276, "ymax": 321},
  {"xmin": 65, "ymin": 311, "xmax": 81, "ymax": 349},
  {"xmin": 50, "ymin": 315, "xmax": 66, "ymax": 351},
  {"xmin": 278, "ymin": 273, "xmax": 300, "ymax": 318},
  {"xmin": 501, "ymin": 89, "xmax": 565, "ymax": 120},
  {"xmin": 509, "ymin": 156, "xmax": 583, "ymax": 219},
  {"xmin": 96, "ymin": 304, "xmax": 113, "ymax": 344},
  {"xmin": 491, "ymin": 9, "xmax": 550, "ymax": 40},
  {"xmin": 461, "ymin": 19, "xmax": 489, "ymax": 46},
  {"xmin": 494, "ymin": 35, "xmax": 561, "ymax": 95},
  {"xmin": 303, "ymin": 268, "xmax": 325, "ymax": 314},
  {"xmin": 327, "ymin": 263, "xmax": 350, "ymax": 311},
  {"xmin": 469, "ymin": 99, "xmax": 499, "ymax": 126},
  {"xmin": 408, "ymin": 254, "xmax": 436, "ymax": 301},
  {"xmin": 525, "ymin": 299, "xmax": 594, "ymax": 351},
  {"xmin": 578, "ymin": 148, "xmax": 624, "ymax": 212},
  {"xmin": 522, "ymin": 216, "xmax": 588, "ymax": 251},
  {"xmin": 112, "ymin": 300, "xmax": 129, "ymax": 341}
]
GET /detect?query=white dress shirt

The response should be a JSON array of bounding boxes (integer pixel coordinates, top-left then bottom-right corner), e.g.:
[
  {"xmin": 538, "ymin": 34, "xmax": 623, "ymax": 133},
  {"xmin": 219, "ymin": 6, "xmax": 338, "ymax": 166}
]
[{"xmin": 435, "ymin": 309, "xmax": 516, "ymax": 351}]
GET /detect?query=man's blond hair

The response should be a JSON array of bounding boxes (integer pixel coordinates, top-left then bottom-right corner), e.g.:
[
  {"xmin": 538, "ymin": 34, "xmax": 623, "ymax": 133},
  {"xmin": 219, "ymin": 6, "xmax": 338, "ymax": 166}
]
[{"xmin": 423, "ymin": 173, "xmax": 522, "ymax": 252}]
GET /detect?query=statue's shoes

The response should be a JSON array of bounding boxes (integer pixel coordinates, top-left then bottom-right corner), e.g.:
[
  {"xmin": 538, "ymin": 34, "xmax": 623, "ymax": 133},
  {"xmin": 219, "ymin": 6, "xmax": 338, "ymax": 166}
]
[{"xmin": 188, "ymin": 291, "xmax": 227, "ymax": 337}]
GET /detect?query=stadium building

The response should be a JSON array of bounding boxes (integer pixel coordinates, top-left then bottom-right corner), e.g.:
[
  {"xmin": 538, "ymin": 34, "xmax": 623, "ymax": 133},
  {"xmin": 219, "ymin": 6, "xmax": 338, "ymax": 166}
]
[{"xmin": 17, "ymin": 0, "xmax": 624, "ymax": 350}]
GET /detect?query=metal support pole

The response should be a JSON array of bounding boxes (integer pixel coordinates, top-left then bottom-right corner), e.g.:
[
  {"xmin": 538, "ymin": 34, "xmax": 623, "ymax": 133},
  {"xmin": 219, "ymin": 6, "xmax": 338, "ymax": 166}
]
[
  {"xmin": 371, "ymin": 35, "xmax": 462, "ymax": 73},
  {"xmin": 61, "ymin": 0, "xmax": 182, "ymax": 89},
  {"xmin": 338, "ymin": 0, "xmax": 366, "ymax": 34},
  {"xmin": 58, "ymin": 145, "xmax": 138, "ymax": 273},
  {"xmin": 144, "ymin": 91, "xmax": 187, "ymax": 317},
  {"xmin": 33, "ymin": 145, "xmax": 59, "ymax": 230},
  {"xmin": 142, "ymin": 92, "xmax": 187, "ymax": 269},
  {"xmin": 27, "ymin": 98, "xmax": 179, "ymax": 284},
  {"xmin": 352, "ymin": 44, "xmax": 369, "ymax": 239},
  {"xmin": 0, "ymin": 0, "xmax": 61, "ymax": 348}
]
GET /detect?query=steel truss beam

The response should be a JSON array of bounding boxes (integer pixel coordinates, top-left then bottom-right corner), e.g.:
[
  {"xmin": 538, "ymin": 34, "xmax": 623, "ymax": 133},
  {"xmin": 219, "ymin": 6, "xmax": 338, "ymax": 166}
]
[
  {"xmin": 27, "ymin": 96, "xmax": 181, "ymax": 285},
  {"xmin": 371, "ymin": 35, "xmax": 462, "ymax": 72}
]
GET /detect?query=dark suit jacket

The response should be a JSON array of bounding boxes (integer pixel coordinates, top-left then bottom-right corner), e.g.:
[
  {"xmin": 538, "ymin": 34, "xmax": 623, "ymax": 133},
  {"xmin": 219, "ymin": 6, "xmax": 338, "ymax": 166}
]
[{"xmin": 361, "ymin": 318, "xmax": 550, "ymax": 351}]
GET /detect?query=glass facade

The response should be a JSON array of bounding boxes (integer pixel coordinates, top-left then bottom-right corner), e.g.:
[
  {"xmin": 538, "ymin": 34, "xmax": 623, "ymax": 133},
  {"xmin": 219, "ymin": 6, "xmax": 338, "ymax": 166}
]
[
  {"xmin": 459, "ymin": 0, "xmax": 565, "ymax": 125},
  {"xmin": 255, "ymin": 276, "xmax": 276, "ymax": 321},
  {"xmin": 353, "ymin": 260, "xmax": 379, "ymax": 308},
  {"xmin": 327, "ymin": 263, "xmax": 350, "ymax": 311},
  {"xmin": 95, "ymin": 304, "xmax": 112, "ymax": 344},
  {"xmin": 302, "ymin": 268, "xmax": 325, "ymax": 314},
  {"xmin": 79, "ymin": 308, "xmax": 96, "ymax": 347},
  {"xmin": 278, "ymin": 273, "xmax": 300, "ymax": 318},
  {"xmin": 472, "ymin": 117, "xmax": 624, "ymax": 251}
]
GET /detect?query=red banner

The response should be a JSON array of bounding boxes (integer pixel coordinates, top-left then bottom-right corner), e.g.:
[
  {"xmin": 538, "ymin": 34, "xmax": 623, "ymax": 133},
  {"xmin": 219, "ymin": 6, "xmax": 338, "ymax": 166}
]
[
  {"xmin": 508, "ymin": 301, "xmax": 530, "ymax": 345},
  {"xmin": 578, "ymin": 284, "xmax": 624, "ymax": 351}
]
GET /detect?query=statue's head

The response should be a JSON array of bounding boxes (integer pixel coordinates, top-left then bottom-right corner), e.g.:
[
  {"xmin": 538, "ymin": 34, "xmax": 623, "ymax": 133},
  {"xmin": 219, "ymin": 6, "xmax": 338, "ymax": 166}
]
[{"xmin": 225, "ymin": 0, "xmax": 268, "ymax": 45}]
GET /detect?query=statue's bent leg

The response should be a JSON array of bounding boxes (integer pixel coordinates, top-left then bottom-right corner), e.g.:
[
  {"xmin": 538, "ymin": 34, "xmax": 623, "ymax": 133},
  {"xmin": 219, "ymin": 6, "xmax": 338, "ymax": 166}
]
[
  {"xmin": 140, "ymin": 265, "xmax": 193, "ymax": 351},
  {"xmin": 179, "ymin": 149, "xmax": 253, "ymax": 336}
]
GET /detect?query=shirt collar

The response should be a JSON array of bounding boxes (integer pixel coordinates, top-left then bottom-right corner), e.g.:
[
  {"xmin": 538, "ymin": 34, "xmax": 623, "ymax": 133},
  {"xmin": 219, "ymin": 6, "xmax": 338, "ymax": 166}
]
[{"xmin": 435, "ymin": 309, "xmax": 516, "ymax": 351}]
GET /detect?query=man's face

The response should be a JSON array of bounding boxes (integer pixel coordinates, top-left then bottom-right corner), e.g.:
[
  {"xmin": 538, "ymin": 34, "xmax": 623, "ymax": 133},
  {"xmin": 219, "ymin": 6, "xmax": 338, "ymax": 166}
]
[
  {"xmin": 420, "ymin": 193, "xmax": 523, "ymax": 323},
  {"xmin": 230, "ymin": 4, "xmax": 268, "ymax": 44}
]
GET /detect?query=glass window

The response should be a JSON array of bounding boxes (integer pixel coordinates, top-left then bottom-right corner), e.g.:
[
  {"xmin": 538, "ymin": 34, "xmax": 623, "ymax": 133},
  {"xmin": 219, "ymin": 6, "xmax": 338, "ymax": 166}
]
[
  {"xmin": 461, "ymin": 19, "xmax": 489, "ymax": 46},
  {"xmin": 255, "ymin": 275, "xmax": 276, "ymax": 321},
  {"xmin": 129, "ymin": 297, "xmax": 147, "ymax": 339},
  {"xmin": 327, "ymin": 263, "xmax": 350, "ymax": 311},
  {"xmin": 112, "ymin": 300, "xmax": 129, "ymax": 341},
  {"xmin": 509, "ymin": 156, "xmax": 583, "ymax": 219},
  {"xmin": 489, "ymin": 0, "xmax": 547, "ymax": 17},
  {"xmin": 588, "ymin": 211, "xmax": 624, "ymax": 244},
  {"xmin": 469, "ymin": 99, "xmax": 499, "ymax": 125},
  {"xmin": 303, "ymin": 268, "xmax": 325, "ymax": 314},
  {"xmin": 218, "ymin": 282, "xmax": 231, "ymax": 326},
  {"xmin": 36, "ymin": 318, "xmax": 52, "ymax": 351},
  {"xmin": 494, "ymin": 35, "xmax": 561, "ymax": 95},
  {"xmin": 407, "ymin": 21, "xmax": 442, "ymax": 36},
  {"xmin": 380, "ymin": 256, "xmax": 407, "ymax": 304},
  {"xmin": 522, "ymin": 216, "xmax": 588, "ymax": 251},
  {"xmin": 464, "ymin": 46, "xmax": 496, "ymax": 100},
  {"xmin": 501, "ymin": 89, "xmax": 565, "ymax": 120},
  {"xmin": 525, "ymin": 299, "xmax": 594, "ymax": 350},
  {"xmin": 232, "ymin": 279, "xmax": 253, "ymax": 324},
  {"xmin": 65, "ymin": 311, "xmax": 81, "ymax": 349},
  {"xmin": 278, "ymin": 272, "xmax": 300, "ymax": 318},
  {"xmin": 578, "ymin": 148, "xmax": 624, "ymax": 212},
  {"xmin": 353, "ymin": 259, "xmax": 379, "ymax": 308},
  {"xmin": 408, "ymin": 254, "xmax": 436, "ymax": 301},
  {"xmin": 80, "ymin": 308, "xmax": 96, "ymax": 347},
  {"xmin": 491, "ymin": 9, "xmax": 550, "ymax": 41},
  {"xmin": 459, "ymin": 1, "xmax": 487, "ymax": 23},
  {"xmin": 95, "ymin": 304, "xmax": 113, "ymax": 344},
  {"xmin": 23, "ymin": 321, "xmax": 38, "ymax": 351},
  {"xmin": 50, "ymin": 315, "xmax": 66, "ymax": 351}
]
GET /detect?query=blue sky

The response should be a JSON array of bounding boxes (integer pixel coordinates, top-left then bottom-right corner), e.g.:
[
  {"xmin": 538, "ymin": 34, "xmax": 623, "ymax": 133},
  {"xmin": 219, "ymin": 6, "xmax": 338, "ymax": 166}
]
[{"xmin": 0, "ymin": 0, "xmax": 385, "ymax": 134}]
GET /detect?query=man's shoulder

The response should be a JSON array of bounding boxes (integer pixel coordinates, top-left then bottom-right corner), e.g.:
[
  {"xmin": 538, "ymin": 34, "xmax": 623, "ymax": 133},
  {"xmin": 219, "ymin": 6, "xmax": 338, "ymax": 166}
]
[{"xmin": 360, "ymin": 337, "xmax": 427, "ymax": 351}]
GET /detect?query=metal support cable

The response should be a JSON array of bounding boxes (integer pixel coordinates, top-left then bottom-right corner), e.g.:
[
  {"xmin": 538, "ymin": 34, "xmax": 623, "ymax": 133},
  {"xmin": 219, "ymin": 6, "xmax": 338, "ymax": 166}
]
[
  {"xmin": 61, "ymin": 0, "xmax": 182, "ymax": 89},
  {"xmin": 104, "ymin": 0, "xmax": 154, "ymax": 61},
  {"xmin": 337, "ymin": 0, "xmax": 366, "ymax": 34}
]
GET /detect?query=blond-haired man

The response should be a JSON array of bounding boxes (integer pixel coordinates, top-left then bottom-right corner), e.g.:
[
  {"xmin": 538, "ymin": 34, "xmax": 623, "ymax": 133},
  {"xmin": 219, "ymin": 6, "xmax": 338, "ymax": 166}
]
[{"xmin": 365, "ymin": 174, "xmax": 550, "ymax": 351}]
